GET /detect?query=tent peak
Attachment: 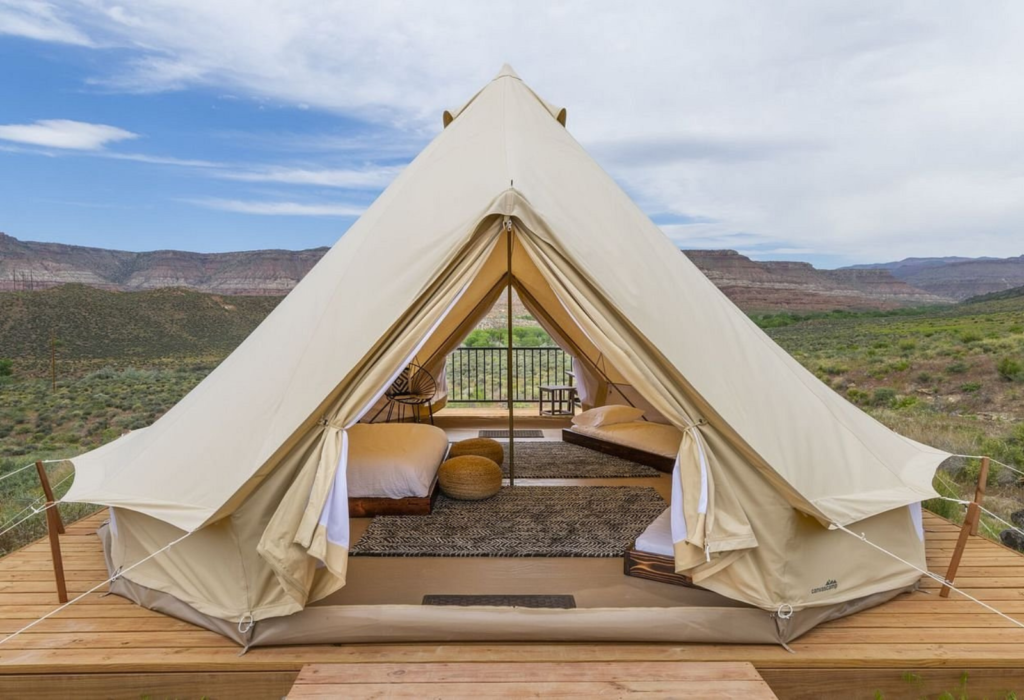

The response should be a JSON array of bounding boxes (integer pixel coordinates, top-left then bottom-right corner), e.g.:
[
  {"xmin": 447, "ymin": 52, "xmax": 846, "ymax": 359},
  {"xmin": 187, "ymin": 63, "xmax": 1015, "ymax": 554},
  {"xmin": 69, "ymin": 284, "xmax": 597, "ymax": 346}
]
[{"xmin": 494, "ymin": 63, "xmax": 521, "ymax": 81}]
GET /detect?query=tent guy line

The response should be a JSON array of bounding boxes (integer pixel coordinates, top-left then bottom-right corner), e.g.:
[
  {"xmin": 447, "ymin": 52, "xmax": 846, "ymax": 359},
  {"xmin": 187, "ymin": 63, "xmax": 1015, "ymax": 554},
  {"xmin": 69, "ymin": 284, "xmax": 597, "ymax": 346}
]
[
  {"xmin": 0, "ymin": 527, "xmax": 197, "ymax": 647},
  {"xmin": 833, "ymin": 523, "xmax": 1024, "ymax": 630}
]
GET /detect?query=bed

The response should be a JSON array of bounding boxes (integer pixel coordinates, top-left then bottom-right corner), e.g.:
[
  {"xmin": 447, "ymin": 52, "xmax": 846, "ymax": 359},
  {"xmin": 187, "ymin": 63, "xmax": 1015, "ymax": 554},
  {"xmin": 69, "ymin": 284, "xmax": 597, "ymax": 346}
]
[
  {"xmin": 623, "ymin": 507, "xmax": 698, "ymax": 588},
  {"xmin": 346, "ymin": 423, "xmax": 450, "ymax": 517},
  {"xmin": 562, "ymin": 407, "xmax": 682, "ymax": 473}
]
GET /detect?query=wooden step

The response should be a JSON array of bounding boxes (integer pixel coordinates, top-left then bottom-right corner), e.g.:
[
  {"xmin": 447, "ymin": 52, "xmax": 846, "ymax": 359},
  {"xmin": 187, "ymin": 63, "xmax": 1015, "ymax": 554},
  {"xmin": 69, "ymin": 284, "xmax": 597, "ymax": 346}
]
[{"xmin": 286, "ymin": 661, "xmax": 778, "ymax": 698}]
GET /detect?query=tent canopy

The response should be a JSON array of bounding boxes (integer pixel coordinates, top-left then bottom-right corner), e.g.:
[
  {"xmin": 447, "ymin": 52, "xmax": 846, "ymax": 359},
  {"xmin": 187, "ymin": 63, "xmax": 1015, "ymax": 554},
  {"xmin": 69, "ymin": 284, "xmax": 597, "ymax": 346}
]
[{"xmin": 64, "ymin": 65, "xmax": 948, "ymax": 634}]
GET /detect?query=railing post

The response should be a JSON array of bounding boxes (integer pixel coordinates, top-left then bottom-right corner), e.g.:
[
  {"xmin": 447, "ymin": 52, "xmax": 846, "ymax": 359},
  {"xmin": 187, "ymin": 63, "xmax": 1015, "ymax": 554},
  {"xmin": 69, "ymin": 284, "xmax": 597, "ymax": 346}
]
[
  {"xmin": 941, "ymin": 456, "xmax": 990, "ymax": 598},
  {"xmin": 35, "ymin": 460, "xmax": 64, "ymax": 534},
  {"xmin": 45, "ymin": 503, "xmax": 68, "ymax": 604},
  {"xmin": 941, "ymin": 501, "xmax": 979, "ymax": 598},
  {"xmin": 969, "ymin": 456, "xmax": 990, "ymax": 536}
]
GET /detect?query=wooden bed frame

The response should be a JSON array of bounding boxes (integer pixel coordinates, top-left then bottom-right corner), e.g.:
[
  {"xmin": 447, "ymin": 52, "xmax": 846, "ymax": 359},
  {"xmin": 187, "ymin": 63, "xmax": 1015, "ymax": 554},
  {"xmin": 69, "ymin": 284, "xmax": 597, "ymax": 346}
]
[
  {"xmin": 561, "ymin": 428, "xmax": 675, "ymax": 474},
  {"xmin": 623, "ymin": 545, "xmax": 700, "ymax": 589},
  {"xmin": 348, "ymin": 475, "xmax": 440, "ymax": 517},
  {"xmin": 347, "ymin": 442, "xmax": 450, "ymax": 517}
]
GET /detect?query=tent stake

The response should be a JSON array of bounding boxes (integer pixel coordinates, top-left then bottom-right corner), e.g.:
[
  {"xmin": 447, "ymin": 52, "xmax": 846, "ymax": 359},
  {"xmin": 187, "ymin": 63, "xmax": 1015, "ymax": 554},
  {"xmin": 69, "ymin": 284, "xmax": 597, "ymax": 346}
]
[{"xmin": 506, "ymin": 220, "xmax": 515, "ymax": 487}]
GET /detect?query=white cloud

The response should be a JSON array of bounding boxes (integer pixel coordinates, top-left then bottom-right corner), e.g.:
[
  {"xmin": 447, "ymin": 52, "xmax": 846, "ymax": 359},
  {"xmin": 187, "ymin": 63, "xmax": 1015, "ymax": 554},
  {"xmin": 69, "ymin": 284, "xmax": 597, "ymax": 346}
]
[
  {"xmin": 187, "ymin": 198, "xmax": 364, "ymax": 217},
  {"xmin": 11, "ymin": 2, "xmax": 1024, "ymax": 262},
  {"xmin": 0, "ymin": 1, "xmax": 93, "ymax": 46},
  {"xmin": 103, "ymin": 152, "xmax": 221, "ymax": 168},
  {"xmin": 0, "ymin": 119, "xmax": 137, "ymax": 150},
  {"xmin": 216, "ymin": 164, "xmax": 403, "ymax": 189}
]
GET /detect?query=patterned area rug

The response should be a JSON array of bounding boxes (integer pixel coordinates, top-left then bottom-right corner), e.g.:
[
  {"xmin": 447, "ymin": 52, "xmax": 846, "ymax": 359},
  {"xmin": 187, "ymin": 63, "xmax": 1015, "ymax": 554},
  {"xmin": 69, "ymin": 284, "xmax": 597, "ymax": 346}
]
[
  {"xmin": 350, "ymin": 486, "xmax": 667, "ymax": 557},
  {"xmin": 497, "ymin": 440, "xmax": 660, "ymax": 478}
]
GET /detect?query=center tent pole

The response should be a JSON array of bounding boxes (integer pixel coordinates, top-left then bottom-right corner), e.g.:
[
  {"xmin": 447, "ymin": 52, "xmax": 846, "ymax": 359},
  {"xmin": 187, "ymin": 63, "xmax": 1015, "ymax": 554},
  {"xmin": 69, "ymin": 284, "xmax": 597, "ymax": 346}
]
[{"xmin": 505, "ymin": 218, "xmax": 515, "ymax": 487}]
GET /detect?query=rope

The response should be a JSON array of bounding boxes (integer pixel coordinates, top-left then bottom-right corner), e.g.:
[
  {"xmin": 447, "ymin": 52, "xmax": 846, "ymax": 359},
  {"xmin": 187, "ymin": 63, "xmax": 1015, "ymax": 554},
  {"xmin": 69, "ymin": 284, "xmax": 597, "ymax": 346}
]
[
  {"xmin": 834, "ymin": 523, "xmax": 1024, "ymax": 630},
  {"xmin": 947, "ymin": 454, "xmax": 1024, "ymax": 480},
  {"xmin": 0, "ymin": 470, "xmax": 77, "ymax": 536},
  {"xmin": 0, "ymin": 528, "xmax": 195, "ymax": 646},
  {"xmin": 0, "ymin": 459, "xmax": 62, "ymax": 484},
  {"xmin": 0, "ymin": 501, "xmax": 61, "ymax": 540},
  {"xmin": 933, "ymin": 496, "xmax": 1024, "ymax": 539}
]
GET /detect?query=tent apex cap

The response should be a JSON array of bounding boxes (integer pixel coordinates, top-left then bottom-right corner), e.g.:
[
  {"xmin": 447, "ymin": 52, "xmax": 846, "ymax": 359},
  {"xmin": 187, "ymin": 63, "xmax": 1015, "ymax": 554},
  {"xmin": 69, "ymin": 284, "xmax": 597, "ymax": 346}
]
[{"xmin": 494, "ymin": 64, "xmax": 521, "ymax": 81}]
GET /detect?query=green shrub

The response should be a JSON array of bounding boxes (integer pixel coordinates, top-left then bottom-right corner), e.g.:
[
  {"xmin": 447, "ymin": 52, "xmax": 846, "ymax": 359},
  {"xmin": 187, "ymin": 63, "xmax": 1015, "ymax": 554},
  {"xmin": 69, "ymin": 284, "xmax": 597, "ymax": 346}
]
[
  {"xmin": 960, "ymin": 331, "xmax": 983, "ymax": 344},
  {"xmin": 915, "ymin": 372, "xmax": 932, "ymax": 384},
  {"xmin": 872, "ymin": 387, "xmax": 897, "ymax": 407},
  {"xmin": 897, "ymin": 340, "xmax": 917, "ymax": 352},
  {"xmin": 997, "ymin": 356, "xmax": 1022, "ymax": 381},
  {"xmin": 960, "ymin": 382, "xmax": 982, "ymax": 393},
  {"xmin": 846, "ymin": 388, "xmax": 869, "ymax": 404},
  {"xmin": 894, "ymin": 395, "xmax": 918, "ymax": 409},
  {"xmin": 945, "ymin": 361, "xmax": 968, "ymax": 374},
  {"xmin": 0, "ymin": 359, "xmax": 12, "ymax": 377}
]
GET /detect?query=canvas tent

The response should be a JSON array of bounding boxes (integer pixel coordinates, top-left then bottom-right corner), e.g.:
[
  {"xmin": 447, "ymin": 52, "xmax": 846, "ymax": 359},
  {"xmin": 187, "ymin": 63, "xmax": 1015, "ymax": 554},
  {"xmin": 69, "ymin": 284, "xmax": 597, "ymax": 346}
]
[{"xmin": 63, "ymin": 65, "xmax": 949, "ymax": 646}]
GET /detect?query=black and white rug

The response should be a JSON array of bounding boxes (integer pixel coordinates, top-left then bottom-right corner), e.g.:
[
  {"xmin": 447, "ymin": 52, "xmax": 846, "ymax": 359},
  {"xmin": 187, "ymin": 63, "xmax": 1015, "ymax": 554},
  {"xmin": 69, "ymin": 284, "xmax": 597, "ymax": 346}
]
[
  {"xmin": 350, "ymin": 486, "xmax": 667, "ymax": 558},
  {"xmin": 496, "ymin": 440, "xmax": 660, "ymax": 478}
]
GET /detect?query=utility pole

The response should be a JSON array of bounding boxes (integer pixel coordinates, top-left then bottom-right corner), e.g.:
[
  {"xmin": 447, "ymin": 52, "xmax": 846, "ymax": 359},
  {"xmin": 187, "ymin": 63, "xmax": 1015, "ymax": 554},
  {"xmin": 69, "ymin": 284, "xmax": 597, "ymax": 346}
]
[{"xmin": 50, "ymin": 334, "xmax": 57, "ymax": 392}]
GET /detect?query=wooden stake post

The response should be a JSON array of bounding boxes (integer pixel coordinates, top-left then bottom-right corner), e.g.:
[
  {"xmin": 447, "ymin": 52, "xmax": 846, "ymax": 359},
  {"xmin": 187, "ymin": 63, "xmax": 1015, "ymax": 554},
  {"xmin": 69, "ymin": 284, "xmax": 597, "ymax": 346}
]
[
  {"xmin": 35, "ymin": 460, "xmax": 68, "ymax": 603},
  {"xmin": 940, "ymin": 456, "xmax": 990, "ymax": 598},
  {"xmin": 34, "ymin": 461, "xmax": 64, "ymax": 534},
  {"xmin": 45, "ymin": 504, "xmax": 68, "ymax": 604}
]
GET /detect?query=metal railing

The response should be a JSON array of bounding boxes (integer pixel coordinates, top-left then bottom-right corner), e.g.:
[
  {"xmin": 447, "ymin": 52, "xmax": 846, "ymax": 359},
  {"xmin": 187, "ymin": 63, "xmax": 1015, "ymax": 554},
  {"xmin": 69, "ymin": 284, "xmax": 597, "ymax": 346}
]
[{"xmin": 445, "ymin": 346, "xmax": 572, "ymax": 403}]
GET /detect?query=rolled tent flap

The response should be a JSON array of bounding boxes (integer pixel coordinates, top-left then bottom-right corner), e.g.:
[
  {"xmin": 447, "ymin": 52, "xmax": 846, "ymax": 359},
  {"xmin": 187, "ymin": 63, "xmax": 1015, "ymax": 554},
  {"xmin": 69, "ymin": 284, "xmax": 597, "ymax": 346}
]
[
  {"xmin": 512, "ymin": 217, "xmax": 759, "ymax": 576},
  {"xmin": 256, "ymin": 223, "xmax": 502, "ymax": 611}
]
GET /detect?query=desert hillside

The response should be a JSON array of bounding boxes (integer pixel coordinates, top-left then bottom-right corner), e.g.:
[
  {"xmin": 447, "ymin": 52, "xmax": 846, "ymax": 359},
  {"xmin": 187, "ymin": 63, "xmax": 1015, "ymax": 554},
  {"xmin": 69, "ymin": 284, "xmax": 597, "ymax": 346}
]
[{"xmin": 0, "ymin": 232, "xmax": 963, "ymax": 311}]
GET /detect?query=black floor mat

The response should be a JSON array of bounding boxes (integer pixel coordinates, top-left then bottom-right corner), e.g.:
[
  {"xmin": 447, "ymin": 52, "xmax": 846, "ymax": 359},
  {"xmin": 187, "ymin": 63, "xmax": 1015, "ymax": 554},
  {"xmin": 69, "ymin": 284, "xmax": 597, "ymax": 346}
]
[
  {"xmin": 478, "ymin": 429, "xmax": 545, "ymax": 439},
  {"xmin": 422, "ymin": 594, "xmax": 576, "ymax": 609}
]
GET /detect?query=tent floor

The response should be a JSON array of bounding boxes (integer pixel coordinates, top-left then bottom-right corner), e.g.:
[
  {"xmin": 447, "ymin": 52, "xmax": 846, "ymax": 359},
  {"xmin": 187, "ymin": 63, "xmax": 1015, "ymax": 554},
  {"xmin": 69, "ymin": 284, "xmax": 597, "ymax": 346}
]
[
  {"xmin": 333, "ymin": 475, "xmax": 728, "ymax": 610},
  {"xmin": 3, "ymin": 511, "xmax": 1024, "ymax": 699}
]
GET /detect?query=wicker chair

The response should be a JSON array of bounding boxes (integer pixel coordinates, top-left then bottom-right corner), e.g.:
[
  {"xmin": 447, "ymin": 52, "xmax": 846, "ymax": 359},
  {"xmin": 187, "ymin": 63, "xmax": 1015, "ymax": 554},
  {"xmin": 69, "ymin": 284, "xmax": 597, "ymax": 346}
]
[{"xmin": 384, "ymin": 363, "xmax": 437, "ymax": 424}]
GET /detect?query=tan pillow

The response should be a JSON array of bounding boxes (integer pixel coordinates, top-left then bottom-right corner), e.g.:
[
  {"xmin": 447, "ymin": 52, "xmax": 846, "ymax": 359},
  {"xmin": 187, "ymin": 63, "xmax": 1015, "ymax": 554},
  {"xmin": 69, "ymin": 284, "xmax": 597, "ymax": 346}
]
[{"xmin": 572, "ymin": 405, "xmax": 644, "ymax": 428}]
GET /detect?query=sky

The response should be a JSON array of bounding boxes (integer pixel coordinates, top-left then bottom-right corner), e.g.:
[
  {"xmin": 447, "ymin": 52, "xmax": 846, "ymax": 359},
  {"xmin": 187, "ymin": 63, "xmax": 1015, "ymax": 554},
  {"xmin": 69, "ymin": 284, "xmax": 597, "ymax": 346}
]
[{"xmin": 1, "ymin": 2, "xmax": 1023, "ymax": 268}]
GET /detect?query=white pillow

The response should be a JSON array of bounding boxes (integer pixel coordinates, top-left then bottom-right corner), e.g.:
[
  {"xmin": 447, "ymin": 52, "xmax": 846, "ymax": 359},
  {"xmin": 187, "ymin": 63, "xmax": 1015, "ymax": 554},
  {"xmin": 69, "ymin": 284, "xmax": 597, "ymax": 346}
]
[{"xmin": 572, "ymin": 405, "xmax": 645, "ymax": 428}]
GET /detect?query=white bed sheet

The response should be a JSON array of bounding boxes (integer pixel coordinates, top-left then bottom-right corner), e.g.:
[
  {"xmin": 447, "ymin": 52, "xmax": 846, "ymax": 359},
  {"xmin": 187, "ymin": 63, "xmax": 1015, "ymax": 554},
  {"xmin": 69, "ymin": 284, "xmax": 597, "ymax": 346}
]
[
  {"xmin": 635, "ymin": 507, "xmax": 674, "ymax": 557},
  {"xmin": 570, "ymin": 421, "xmax": 682, "ymax": 459},
  {"xmin": 346, "ymin": 423, "xmax": 449, "ymax": 499}
]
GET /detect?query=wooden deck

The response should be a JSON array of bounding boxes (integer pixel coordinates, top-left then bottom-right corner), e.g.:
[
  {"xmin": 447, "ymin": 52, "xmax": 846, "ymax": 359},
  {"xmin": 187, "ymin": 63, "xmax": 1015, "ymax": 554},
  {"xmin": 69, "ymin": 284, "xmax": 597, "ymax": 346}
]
[{"xmin": 1, "ymin": 510, "xmax": 1023, "ymax": 699}]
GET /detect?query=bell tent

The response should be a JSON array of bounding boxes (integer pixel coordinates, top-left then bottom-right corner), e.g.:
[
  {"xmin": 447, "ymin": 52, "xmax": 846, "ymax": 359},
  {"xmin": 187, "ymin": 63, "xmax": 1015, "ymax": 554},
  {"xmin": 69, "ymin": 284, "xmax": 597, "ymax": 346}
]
[{"xmin": 62, "ymin": 65, "xmax": 948, "ymax": 646}]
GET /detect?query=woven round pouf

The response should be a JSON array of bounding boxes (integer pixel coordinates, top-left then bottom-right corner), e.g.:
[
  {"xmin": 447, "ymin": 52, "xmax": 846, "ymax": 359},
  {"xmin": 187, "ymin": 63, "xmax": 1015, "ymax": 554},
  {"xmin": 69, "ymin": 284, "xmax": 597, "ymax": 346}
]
[
  {"xmin": 448, "ymin": 437, "xmax": 504, "ymax": 465},
  {"xmin": 438, "ymin": 455, "xmax": 502, "ymax": 501}
]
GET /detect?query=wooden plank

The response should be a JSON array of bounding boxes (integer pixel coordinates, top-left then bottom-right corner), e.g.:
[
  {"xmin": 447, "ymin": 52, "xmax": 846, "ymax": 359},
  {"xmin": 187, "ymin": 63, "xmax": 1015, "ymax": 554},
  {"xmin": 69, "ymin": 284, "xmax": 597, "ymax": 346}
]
[
  {"xmin": 5, "ymin": 643, "xmax": 1024, "ymax": 674},
  {"xmin": 287, "ymin": 662, "xmax": 778, "ymax": 699},
  {"xmin": 759, "ymin": 667, "xmax": 1024, "ymax": 700},
  {"xmin": 0, "ymin": 671, "xmax": 297, "ymax": 700},
  {"xmin": 287, "ymin": 680, "xmax": 776, "ymax": 698},
  {"xmin": 0, "ymin": 631, "xmax": 237, "ymax": 650},
  {"xmin": 291, "ymin": 661, "xmax": 764, "ymax": 684}
]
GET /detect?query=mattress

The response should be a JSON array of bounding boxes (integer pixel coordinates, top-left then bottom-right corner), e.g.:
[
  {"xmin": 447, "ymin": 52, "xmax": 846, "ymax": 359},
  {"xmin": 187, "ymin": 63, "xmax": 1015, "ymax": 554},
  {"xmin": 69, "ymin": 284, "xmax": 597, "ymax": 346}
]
[
  {"xmin": 569, "ymin": 421, "xmax": 682, "ymax": 459},
  {"xmin": 346, "ymin": 423, "xmax": 449, "ymax": 499},
  {"xmin": 635, "ymin": 507, "xmax": 674, "ymax": 557}
]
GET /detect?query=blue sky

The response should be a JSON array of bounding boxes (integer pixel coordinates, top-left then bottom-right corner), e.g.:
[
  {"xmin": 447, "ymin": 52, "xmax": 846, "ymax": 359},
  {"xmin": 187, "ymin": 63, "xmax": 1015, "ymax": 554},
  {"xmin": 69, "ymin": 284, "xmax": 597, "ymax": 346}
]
[{"xmin": 2, "ymin": 2, "xmax": 1024, "ymax": 267}]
